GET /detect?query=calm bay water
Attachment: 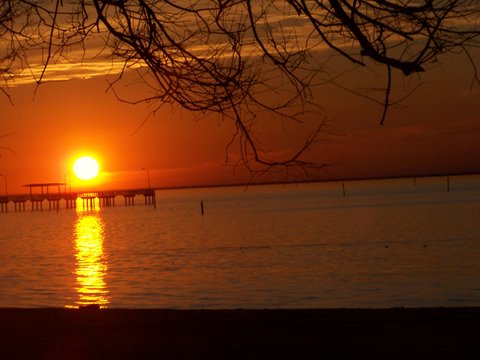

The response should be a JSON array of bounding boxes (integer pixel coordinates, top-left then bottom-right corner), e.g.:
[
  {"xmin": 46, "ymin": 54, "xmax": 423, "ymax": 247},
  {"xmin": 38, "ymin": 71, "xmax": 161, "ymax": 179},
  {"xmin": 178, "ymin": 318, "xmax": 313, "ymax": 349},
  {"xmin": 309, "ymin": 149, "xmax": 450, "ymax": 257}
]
[{"xmin": 1, "ymin": 176, "xmax": 479, "ymax": 309}]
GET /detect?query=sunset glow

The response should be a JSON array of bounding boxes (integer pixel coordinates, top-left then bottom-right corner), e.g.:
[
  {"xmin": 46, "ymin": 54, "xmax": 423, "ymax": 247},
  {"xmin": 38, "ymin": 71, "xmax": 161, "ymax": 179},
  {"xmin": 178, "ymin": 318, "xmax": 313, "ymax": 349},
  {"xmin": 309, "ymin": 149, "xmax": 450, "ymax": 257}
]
[
  {"xmin": 73, "ymin": 156, "xmax": 100, "ymax": 181},
  {"xmin": 0, "ymin": 3, "xmax": 478, "ymax": 194}
]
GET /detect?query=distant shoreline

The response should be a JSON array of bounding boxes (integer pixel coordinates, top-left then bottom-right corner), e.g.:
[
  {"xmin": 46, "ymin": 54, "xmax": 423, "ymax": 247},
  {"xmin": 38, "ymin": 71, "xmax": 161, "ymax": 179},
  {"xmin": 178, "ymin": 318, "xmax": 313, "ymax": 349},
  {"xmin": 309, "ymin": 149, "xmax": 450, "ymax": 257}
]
[
  {"xmin": 1, "ymin": 307, "xmax": 479, "ymax": 358},
  {"xmin": 5, "ymin": 171, "xmax": 479, "ymax": 198},
  {"xmin": 151, "ymin": 170, "xmax": 480, "ymax": 192}
]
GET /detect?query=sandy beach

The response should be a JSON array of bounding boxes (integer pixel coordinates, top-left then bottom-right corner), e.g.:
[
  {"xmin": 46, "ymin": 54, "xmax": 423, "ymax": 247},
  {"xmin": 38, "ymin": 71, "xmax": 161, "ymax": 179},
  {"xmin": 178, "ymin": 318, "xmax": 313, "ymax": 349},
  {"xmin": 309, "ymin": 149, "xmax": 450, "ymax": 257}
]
[{"xmin": 1, "ymin": 307, "xmax": 479, "ymax": 359}]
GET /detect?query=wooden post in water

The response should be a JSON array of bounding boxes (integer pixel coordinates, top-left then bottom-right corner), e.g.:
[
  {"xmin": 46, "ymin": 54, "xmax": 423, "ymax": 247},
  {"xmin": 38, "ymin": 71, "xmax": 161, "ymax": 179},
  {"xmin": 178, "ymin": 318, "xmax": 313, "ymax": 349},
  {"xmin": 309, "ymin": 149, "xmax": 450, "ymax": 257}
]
[{"xmin": 200, "ymin": 200, "xmax": 204, "ymax": 216}]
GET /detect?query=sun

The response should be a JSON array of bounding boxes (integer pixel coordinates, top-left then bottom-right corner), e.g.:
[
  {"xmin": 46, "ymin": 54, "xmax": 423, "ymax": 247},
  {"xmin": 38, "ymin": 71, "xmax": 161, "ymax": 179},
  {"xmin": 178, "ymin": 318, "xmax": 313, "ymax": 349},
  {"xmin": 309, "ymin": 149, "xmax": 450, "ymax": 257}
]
[{"xmin": 73, "ymin": 156, "xmax": 100, "ymax": 181}]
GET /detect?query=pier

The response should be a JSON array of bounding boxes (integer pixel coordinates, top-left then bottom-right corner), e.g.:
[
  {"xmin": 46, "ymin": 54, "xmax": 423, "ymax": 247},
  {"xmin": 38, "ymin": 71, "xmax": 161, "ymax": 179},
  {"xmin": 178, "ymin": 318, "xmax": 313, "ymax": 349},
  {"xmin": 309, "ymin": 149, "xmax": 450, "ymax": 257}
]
[{"xmin": 0, "ymin": 182, "xmax": 156, "ymax": 212}]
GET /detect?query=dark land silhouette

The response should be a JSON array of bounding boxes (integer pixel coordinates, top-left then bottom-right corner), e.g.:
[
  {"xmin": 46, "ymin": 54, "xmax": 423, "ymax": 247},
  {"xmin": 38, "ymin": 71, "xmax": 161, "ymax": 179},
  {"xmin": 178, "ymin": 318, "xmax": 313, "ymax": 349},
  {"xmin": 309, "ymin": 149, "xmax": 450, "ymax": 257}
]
[{"xmin": 1, "ymin": 307, "xmax": 479, "ymax": 359}]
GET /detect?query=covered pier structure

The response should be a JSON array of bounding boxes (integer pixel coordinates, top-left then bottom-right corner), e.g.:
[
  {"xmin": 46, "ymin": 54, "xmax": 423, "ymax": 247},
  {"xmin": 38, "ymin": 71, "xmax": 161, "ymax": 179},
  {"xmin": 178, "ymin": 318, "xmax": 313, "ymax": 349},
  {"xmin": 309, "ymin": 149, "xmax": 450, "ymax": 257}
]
[
  {"xmin": 0, "ymin": 182, "xmax": 156, "ymax": 212},
  {"xmin": 24, "ymin": 182, "xmax": 66, "ymax": 211}
]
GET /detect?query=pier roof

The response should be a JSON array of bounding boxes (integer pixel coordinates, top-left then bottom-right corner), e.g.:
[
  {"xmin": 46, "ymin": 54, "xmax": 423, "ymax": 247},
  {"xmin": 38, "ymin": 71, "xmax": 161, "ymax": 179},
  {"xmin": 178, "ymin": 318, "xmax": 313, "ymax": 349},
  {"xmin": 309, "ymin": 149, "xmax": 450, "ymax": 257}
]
[
  {"xmin": 23, "ymin": 183, "xmax": 67, "ymax": 196},
  {"xmin": 23, "ymin": 182, "xmax": 66, "ymax": 188}
]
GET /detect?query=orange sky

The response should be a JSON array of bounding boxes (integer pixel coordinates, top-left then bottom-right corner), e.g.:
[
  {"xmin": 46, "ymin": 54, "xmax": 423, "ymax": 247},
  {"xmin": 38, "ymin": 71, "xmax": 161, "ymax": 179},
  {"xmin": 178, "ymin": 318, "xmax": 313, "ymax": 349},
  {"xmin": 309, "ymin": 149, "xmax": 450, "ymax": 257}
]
[{"xmin": 0, "ymin": 47, "xmax": 479, "ymax": 194}]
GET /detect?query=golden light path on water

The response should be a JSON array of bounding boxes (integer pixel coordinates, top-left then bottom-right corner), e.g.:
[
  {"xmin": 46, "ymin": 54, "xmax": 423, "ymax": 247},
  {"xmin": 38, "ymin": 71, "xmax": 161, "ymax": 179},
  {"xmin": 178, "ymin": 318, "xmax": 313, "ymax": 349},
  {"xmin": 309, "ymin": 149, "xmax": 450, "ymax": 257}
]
[{"xmin": 66, "ymin": 198, "xmax": 109, "ymax": 308}]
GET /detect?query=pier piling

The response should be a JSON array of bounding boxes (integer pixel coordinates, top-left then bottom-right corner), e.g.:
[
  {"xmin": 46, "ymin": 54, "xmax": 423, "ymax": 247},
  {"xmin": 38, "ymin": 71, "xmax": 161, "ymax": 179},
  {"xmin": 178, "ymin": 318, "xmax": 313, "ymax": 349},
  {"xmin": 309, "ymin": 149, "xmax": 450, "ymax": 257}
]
[
  {"xmin": 143, "ymin": 189, "xmax": 156, "ymax": 208},
  {"xmin": 124, "ymin": 193, "xmax": 135, "ymax": 206}
]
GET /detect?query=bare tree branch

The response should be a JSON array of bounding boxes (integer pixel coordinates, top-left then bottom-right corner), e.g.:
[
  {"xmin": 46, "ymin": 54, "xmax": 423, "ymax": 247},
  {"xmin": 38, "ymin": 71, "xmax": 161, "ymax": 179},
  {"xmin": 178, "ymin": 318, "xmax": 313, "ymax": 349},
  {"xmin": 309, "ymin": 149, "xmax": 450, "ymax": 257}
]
[{"xmin": 0, "ymin": 1, "xmax": 479, "ymax": 178}]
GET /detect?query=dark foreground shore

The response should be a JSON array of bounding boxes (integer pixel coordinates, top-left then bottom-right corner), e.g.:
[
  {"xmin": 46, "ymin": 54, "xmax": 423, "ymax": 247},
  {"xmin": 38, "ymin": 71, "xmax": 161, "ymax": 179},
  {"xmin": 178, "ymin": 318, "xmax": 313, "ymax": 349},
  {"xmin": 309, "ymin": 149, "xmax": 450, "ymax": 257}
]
[{"xmin": 1, "ymin": 307, "xmax": 479, "ymax": 359}]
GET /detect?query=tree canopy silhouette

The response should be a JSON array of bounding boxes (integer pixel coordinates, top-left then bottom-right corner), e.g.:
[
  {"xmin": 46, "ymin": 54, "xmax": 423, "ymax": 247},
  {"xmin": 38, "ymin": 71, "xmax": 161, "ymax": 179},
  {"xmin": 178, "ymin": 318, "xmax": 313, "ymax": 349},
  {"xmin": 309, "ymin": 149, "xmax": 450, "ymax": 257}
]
[{"xmin": 1, "ymin": 1, "xmax": 479, "ymax": 176}]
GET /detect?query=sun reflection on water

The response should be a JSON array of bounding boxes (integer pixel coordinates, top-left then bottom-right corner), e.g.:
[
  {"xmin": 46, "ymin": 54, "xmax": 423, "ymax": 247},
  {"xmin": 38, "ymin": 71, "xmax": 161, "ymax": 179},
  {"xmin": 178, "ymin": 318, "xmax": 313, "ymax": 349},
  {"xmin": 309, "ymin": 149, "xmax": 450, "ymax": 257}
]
[{"xmin": 67, "ymin": 207, "xmax": 109, "ymax": 308}]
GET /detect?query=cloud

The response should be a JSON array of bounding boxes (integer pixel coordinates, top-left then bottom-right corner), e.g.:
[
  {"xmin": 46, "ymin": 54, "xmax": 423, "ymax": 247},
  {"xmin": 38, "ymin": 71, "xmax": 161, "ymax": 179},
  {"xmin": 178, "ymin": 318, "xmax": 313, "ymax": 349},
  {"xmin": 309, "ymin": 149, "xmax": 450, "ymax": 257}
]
[{"xmin": 8, "ymin": 58, "xmax": 141, "ymax": 86}]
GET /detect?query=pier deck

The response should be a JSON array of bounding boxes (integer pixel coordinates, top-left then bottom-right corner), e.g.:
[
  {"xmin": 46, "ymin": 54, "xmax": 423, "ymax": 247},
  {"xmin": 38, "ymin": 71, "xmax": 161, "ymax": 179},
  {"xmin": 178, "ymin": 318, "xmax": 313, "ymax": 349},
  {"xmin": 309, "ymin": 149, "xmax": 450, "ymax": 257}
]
[{"xmin": 0, "ymin": 187, "xmax": 156, "ymax": 212}]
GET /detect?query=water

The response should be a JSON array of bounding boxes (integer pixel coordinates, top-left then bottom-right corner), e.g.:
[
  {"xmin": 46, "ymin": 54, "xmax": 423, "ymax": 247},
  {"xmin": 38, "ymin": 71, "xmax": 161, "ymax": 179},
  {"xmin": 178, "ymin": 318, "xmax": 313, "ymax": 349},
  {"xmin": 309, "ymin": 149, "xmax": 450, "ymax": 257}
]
[{"xmin": 1, "ymin": 176, "xmax": 479, "ymax": 308}]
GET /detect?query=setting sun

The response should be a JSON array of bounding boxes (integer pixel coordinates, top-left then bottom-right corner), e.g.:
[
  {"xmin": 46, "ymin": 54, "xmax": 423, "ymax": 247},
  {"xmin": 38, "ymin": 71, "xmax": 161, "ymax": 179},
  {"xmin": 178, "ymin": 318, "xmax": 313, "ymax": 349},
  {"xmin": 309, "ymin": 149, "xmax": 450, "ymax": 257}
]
[{"xmin": 73, "ymin": 156, "xmax": 100, "ymax": 181}]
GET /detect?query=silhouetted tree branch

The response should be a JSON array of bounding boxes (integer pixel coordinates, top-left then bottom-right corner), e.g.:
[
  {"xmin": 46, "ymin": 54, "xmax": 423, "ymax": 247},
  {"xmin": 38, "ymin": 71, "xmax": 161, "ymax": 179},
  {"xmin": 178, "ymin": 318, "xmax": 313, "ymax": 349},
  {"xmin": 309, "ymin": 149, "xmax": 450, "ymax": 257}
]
[{"xmin": 1, "ymin": 1, "xmax": 479, "ymax": 177}]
